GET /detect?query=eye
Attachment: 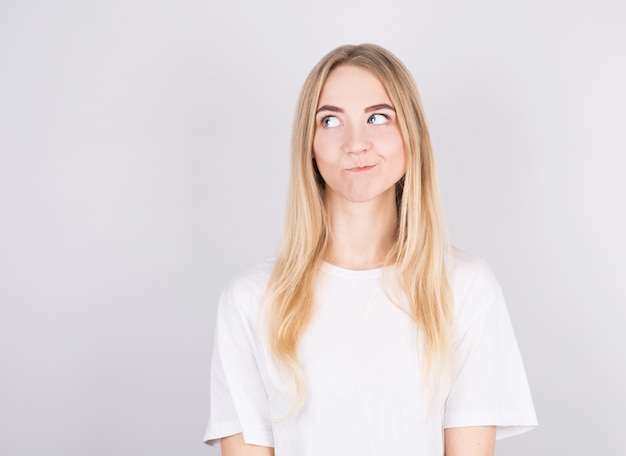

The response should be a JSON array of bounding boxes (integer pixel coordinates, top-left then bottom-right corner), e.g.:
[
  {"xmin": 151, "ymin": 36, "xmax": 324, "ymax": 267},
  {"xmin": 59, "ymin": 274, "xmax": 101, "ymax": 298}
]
[
  {"xmin": 367, "ymin": 113, "xmax": 389, "ymax": 125},
  {"xmin": 321, "ymin": 116, "xmax": 340, "ymax": 128}
]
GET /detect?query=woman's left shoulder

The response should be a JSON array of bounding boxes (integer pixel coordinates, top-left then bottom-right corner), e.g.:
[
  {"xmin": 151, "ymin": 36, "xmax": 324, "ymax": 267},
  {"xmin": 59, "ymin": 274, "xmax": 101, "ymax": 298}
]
[
  {"xmin": 446, "ymin": 248, "xmax": 504, "ymax": 317},
  {"xmin": 447, "ymin": 248, "xmax": 500, "ymax": 287}
]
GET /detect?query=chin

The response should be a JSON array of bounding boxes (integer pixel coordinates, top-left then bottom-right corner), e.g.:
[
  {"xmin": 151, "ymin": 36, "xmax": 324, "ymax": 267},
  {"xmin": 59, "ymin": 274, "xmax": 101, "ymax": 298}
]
[
  {"xmin": 326, "ymin": 183, "xmax": 396, "ymax": 205},
  {"xmin": 347, "ymin": 186, "xmax": 397, "ymax": 204},
  {"xmin": 343, "ymin": 192, "xmax": 384, "ymax": 204}
]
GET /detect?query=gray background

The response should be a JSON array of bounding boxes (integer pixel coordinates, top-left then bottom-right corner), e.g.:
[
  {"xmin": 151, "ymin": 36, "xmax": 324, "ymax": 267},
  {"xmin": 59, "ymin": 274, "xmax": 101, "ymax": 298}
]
[{"xmin": 1, "ymin": 0, "xmax": 624, "ymax": 455}]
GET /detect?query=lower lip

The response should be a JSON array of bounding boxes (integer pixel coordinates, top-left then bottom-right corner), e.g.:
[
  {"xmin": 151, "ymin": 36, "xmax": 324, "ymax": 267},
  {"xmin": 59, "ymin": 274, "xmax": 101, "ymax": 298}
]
[{"xmin": 346, "ymin": 165, "xmax": 376, "ymax": 173}]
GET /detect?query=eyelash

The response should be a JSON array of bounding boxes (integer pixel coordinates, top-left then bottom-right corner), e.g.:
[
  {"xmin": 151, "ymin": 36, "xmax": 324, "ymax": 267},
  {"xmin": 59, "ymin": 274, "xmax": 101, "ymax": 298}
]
[
  {"xmin": 319, "ymin": 113, "xmax": 391, "ymax": 127},
  {"xmin": 320, "ymin": 116, "xmax": 338, "ymax": 127},
  {"xmin": 368, "ymin": 113, "xmax": 390, "ymax": 124}
]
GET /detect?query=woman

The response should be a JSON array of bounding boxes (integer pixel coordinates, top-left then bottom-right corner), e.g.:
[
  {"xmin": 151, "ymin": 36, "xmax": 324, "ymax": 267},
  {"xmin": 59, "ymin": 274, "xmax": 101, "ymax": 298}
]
[{"xmin": 205, "ymin": 44, "xmax": 537, "ymax": 456}]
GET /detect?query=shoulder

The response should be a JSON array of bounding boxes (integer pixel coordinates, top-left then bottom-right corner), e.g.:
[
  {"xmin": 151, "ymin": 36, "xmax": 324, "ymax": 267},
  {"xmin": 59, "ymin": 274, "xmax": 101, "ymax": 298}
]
[
  {"xmin": 447, "ymin": 248, "xmax": 503, "ymax": 321},
  {"xmin": 220, "ymin": 258, "xmax": 275, "ymax": 314},
  {"xmin": 447, "ymin": 248, "xmax": 499, "ymax": 289}
]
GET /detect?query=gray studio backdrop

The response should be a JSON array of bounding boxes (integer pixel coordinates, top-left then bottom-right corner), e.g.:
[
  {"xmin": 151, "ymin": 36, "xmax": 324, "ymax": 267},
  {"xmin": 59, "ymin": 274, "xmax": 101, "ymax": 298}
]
[{"xmin": 1, "ymin": 0, "xmax": 624, "ymax": 455}]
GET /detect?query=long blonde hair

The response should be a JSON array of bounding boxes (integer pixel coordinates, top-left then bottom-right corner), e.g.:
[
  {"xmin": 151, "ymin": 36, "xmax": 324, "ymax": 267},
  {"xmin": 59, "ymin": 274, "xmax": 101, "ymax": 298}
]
[{"xmin": 265, "ymin": 43, "xmax": 452, "ymax": 408}]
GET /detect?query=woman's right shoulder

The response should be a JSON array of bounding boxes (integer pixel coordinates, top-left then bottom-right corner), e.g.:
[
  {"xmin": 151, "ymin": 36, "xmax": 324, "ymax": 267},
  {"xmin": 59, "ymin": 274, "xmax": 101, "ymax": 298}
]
[{"xmin": 219, "ymin": 258, "xmax": 275, "ymax": 311}]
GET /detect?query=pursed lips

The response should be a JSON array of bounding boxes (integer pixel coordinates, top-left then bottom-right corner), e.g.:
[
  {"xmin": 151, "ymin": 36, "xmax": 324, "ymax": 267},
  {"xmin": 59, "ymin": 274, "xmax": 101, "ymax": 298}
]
[{"xmin": 345, "ymin": 164, "xmax": 377, "ymax": 172}]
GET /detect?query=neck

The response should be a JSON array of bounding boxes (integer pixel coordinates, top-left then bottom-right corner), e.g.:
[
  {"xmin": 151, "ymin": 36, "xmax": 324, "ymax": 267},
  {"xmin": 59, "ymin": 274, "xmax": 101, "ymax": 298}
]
[{"xmin": 324, "ymin": 189, "xmax": 398, "ymax": 270}]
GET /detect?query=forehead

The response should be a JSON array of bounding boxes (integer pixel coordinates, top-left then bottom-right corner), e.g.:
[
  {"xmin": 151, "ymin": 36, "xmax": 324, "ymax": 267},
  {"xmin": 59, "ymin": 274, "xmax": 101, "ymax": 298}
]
[{"xmin": 317, "ymin": 65, "xmax": 391, "ymax": 107}]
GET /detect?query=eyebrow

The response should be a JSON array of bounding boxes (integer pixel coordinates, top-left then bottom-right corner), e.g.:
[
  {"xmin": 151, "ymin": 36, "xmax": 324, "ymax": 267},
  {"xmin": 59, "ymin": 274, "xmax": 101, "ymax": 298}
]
[
  {"xmin": 365, "ymin": 103, "xmax": 395, "ymax": 113},
  {"xmin": 316, "ymin": 103, "xmax": 396, "ymax": 114}
]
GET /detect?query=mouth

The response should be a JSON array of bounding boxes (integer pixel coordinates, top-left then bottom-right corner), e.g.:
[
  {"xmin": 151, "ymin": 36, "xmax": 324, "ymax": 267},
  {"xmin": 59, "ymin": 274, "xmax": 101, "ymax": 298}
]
[{"xmin": 346, "ymin": 165, "xmax": 376, "ymax": 172}]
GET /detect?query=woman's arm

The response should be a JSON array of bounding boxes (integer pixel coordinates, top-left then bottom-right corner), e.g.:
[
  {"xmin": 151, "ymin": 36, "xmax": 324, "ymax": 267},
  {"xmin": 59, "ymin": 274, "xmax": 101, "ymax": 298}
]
[
  {"xmin": 444, "ymin": 426, "xmax": 496, "ymax": 456},
  {"xmin": 221, "ymin": 433, "xmax": 275, "ymax": 456}
]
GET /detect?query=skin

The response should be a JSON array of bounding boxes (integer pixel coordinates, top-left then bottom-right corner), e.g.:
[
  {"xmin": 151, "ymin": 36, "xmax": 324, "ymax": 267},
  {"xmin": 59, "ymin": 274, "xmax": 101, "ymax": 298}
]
[
  {"xmin": 221, "ymin": 65, "xmax": 496, "ymax": 456},
  {"xmin": 445, "ymin": 426, "xmax": 496, "ymax": 456},
  {"xmin": 313, "ymin": 65, "xmax": 405, "ymax": 269},
  {"xmin": 221, "ymin": 434, "xmax": 274, "ymax": 456}
]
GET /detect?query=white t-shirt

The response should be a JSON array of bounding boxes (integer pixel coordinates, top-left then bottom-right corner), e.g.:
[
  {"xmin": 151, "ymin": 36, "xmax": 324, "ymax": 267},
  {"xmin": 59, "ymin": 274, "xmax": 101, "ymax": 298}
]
[{"xmin": 204, "ymin": 249, "xmax": 537, "ymax": 455}]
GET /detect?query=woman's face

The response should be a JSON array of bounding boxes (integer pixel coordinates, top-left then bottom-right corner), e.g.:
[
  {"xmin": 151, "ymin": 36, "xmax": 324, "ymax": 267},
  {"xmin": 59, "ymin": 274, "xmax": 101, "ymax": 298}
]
[{"xmin": 313, "ymin": 65, "xmax": 406, "ymax": 206}]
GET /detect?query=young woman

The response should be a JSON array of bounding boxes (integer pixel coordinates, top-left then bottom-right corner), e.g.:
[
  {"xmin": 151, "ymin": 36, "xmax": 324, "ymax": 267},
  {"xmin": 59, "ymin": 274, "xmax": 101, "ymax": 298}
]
[{"xmin": 205, "ymin": 44, "xmax": 537, "ymax": 456}]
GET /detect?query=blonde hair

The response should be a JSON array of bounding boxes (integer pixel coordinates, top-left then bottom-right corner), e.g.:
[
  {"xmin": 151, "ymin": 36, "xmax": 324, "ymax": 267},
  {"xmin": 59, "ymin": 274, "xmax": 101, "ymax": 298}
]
[{"xmin": 265, "ymin": 43, "xmax": 452, "ymax": 410}]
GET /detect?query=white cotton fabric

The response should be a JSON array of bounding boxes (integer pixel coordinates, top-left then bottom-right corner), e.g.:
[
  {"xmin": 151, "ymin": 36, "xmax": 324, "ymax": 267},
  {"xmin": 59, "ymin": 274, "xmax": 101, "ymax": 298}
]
[{"xmin": 204, "ymin": 249, "xmax": 537, "ymax": 455}]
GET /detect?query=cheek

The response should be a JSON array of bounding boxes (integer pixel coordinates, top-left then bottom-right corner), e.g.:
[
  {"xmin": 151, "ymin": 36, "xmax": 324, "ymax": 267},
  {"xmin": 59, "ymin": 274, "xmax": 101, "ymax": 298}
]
[
  {"xmin": 312, "ymin": 133, "xmax": 331, "ymax": 180},
  {"xmin": 385, "ymin": 135, "xmax": 406, "ymax": 170},
  {"xmin": 312, "ymin": 132, "xmax": 328, "ymax": 159},
  {"xmin": 312, "ymin": 133, "xmax": 338, "ymax": 170},
  {"xmin": 392, "ymin": 153, "xmax": 407, "ymax": 181}
]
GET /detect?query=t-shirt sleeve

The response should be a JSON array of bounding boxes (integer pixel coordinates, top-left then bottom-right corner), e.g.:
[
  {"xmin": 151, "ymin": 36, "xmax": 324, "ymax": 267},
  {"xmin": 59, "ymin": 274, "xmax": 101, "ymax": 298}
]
[
  {"xmin": 444, "ymin": 264, "xmax": 538, "ymax": 439},
  {"xmin": 204, "ymin": 284, "xmax": 274, "ymax": 447}
]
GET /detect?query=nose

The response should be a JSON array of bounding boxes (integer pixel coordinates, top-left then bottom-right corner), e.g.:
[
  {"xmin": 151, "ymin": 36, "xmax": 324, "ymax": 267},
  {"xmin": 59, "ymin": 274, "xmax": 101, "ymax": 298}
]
[{"xmin": 342, "ymin": 123, "xmax": 371, "ymax": 154}]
